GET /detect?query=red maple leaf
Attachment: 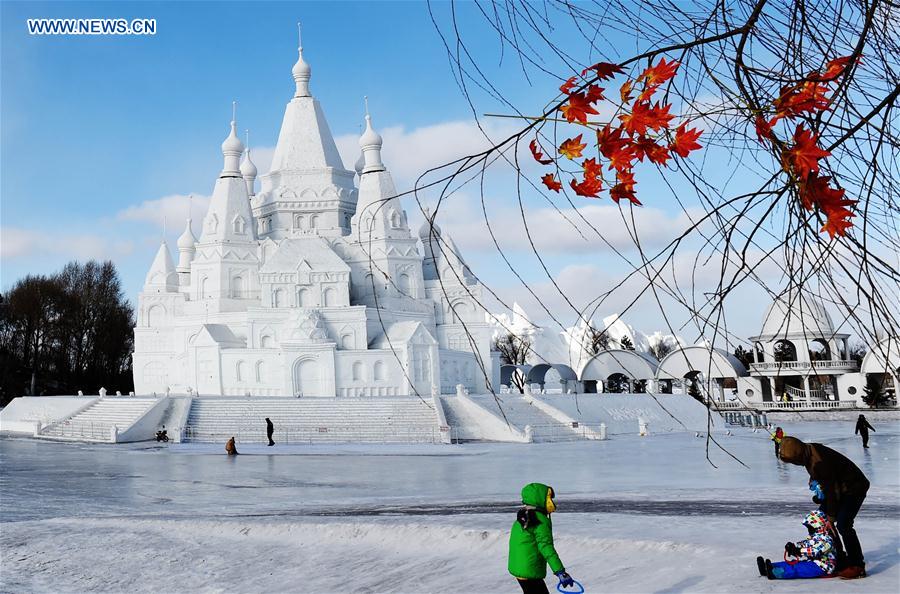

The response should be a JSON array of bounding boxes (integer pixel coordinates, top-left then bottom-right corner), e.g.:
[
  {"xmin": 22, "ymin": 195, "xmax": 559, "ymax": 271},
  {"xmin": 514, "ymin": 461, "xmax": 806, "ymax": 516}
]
[
  {"xmin": 671, "ymin": 123, "xmax": 703, "ymax": 158},
  {"xmin": 619, "ymin": 102, "xmax": 673, "ymax": 136},
  {"xmin": 610, "ymin": 184, "xmax": 641, "ymax": 205},
  {"xmin": 619, "ymin": 80, "xmax": 633, "ymax": 103},
  {"xmin": 581, "ymin": 61, "xmax": 624, "ymax": 80},
  {"xmin": 814, "ymin": 55, "xmax": 858, "ymax": 81},
  {"xmin": 633, "ymin": 136, "xmax": 670, "ymax": 165},
  {"xmin": 559, "ymin": 76, "xmax": 577, "ymax": 94},
  {"xmin": 638, "ymin": 57, "xmax": 679, "ymax": 87},
  {"xmin": 774, "ymin": 81, "xmax": 830, "ymax": 118},
  {"xmin": 582, "ymin": 157, "xmax": 603, "ymax": 180},
  {"xmin": 560, "ymin": 91, "xmax": 600, "ymax": 124},
  {"xmin": 799, "ymin": 173, "xmax": 855, "ymax": 237},
  {"xmin": 541, "ymin": 173, "xmax": 563, "ymax": 193},
  {"xmin": 529, "ymin": 139, "xmax": 552, "ymax": 165},
  {"xmin": 754, "ymin": 115, "xmax": 777, "ymax": 142},
  {"xmin": 559, "ymin": 134, "xmax": 587, "ymax": 160},
  {"xmin": 585, "ymin": 84, "xmax": 605, "ymax": 104},
  {"xmin": 616, "ymin": 169, "xmax": 636, "ymax": 190},
  {"xmin": 597, "ymin": 125, "xmax": 627, "ymax": 158},
  {"xmin": 607, "ymin": 144, "xmax": 637, "ymax": 171},
  {"xmin": 784, "ymin": 125, "xmax": 831, "ymax": 178},
  {"xmin": 570, "ymin": 175, "xmax": 603, "ymax": 198}
]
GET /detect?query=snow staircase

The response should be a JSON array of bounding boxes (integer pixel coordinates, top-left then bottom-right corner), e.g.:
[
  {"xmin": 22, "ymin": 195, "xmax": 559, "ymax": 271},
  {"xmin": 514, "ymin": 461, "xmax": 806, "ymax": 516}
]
[
  {"xmin": 465, "ymin": 394, "xmax": 586, "ymax": 442},
  {"xmin": 38, "ymin": 398, "xmax": 160, "ymax": 442},
  {"xmin": 183, "ymin": 397, "xmax": 442, "ymax": 444}
]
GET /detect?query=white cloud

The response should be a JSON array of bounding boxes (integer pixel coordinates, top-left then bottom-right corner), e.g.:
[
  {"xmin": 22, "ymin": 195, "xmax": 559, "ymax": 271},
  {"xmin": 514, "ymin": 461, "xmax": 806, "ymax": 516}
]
[
  {"xmin": 410, "ymin": 192, "xmax": 699, "ymax": 255},
  {"xmin": 333, "ymin": 119, "xmax": 523, "ymax": 190},
  {"xmin": 1, "ymin": 227, "xmax": 134, "ymax": 262},
  {"xmin": 116, "ymin": 193, "xmax": 211, "ymax": 229}
]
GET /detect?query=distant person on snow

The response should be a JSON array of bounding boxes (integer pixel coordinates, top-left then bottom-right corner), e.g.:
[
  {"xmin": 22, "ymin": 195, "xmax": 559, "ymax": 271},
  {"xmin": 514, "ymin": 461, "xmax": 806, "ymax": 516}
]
[
  {"xmin": 854, "ymin": 414, "xmax": 875, "ymax": 448},
  {"xmin": 757, "ymin": 510, "xmax": 836, "ymax": 579},
  {"xmin": 779, "ymin": 436, "xmax": 869, "ymax": 579},
  {"xmin": 225, "ymin": 436, "xmax": 238, "ymax": 455},
  {"xmin": 771, "ymin": 427, "xmax": 784, "ymax": 457},
  {"xmin": 508, "ymin": 483, "xmax": 576, "ymax": 594},
  {"xmin": 266, "ymin": 417, "xmax": 275, "ymax": 447}
]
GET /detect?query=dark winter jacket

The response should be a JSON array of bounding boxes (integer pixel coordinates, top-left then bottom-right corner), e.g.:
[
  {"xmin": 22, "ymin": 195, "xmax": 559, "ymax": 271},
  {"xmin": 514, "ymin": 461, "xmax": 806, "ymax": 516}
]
[
  {"xmin": 779, "ymin": 437, "xmax": 869, "ymax": 518},
  {"xmin": 855, "ymin": 416, "xmax": 874, "ymax": 435},
  {"xmin": 508, "ymin": 483, "xmax": 564, "ymax": 579}
]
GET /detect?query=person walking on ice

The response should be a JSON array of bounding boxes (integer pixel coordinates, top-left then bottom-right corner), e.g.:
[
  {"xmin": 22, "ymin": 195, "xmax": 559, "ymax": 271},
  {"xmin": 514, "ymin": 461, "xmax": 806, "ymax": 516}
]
[
  {"xmin": 508, "ymin": 483, "xmax": 577, "ymax": 593},
  {"xmin": 757, "ymin": 510, "xmax": 836, "ymax": 579},
  {"xmin": 854, "ymin": 414, "xmax": 875, "ymax": 448},
  {"xmin": 778, "ymin": 436, "xmax": 869, "ymax": 578},
  {"xmin": 266, "ymin": 417, "xmax": 275, "ymax": 447}
]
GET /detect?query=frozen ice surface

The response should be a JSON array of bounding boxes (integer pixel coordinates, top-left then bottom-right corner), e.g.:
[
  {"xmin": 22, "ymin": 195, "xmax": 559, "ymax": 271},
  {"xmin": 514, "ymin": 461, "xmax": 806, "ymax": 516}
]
[{"xmin": 2, "ymin": 420, "xmax": 898, "ymax": 593}]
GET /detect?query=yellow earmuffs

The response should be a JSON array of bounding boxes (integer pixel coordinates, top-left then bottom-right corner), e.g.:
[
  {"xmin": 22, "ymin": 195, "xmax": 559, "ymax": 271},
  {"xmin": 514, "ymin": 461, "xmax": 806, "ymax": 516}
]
[{"xmin": 545, "ymin": 487, "xmax": 556, "ymax": 513}]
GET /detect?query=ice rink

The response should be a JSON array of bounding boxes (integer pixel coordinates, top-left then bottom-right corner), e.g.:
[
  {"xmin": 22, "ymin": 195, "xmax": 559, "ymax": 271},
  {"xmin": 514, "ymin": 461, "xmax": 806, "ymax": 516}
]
[{"xmin": 2, "ymin": 420, "xmax": 898, "ymax": 593}]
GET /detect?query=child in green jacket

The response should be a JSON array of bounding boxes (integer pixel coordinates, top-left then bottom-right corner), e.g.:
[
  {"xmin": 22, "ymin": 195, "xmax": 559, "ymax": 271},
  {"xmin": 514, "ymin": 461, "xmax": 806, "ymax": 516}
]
[{"xmin": 508, "ymin": 483, "xmax": 576, "ymax": 594}]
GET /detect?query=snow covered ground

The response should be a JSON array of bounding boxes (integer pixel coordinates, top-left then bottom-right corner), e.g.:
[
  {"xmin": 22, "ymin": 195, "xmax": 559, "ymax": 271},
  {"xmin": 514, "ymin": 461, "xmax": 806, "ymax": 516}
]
[{"xmin": 2, "ymin": 420, "xmax": 898, "ymax": 593}]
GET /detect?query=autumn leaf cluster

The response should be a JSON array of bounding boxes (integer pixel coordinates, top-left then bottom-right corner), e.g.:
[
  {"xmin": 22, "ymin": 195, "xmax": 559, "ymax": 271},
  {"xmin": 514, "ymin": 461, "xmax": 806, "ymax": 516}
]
[
  {"xmin": 531, "ymin": 58, "xmax": 703, "ymax": 205},
  {"xmin": 754, "ymin": 56, "xmax": 858, "ymax": 237}
]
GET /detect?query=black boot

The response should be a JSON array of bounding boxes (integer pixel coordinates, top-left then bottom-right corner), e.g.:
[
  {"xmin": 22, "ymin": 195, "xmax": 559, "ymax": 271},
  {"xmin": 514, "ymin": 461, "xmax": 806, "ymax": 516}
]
[
  {"xmin": 765, "ymin": 559, "xmax": 774, "ymax": 580},
  {"xmin": 756, "ymin": 556, "xmax": 767, "ymax": 577}
]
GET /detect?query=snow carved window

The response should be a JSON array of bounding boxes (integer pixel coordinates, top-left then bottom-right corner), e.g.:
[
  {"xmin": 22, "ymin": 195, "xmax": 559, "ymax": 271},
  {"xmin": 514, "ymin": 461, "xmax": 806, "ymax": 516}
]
[
  {"xmin": 389, "ymin": 209, "xmax": 402, "ymax": 229},
  {"xmin": 352, "ymin": 361, "xmax": 364, "ymax": 381},
  {"xmin": 255, "ymin": 361, "xmax": 265, "ymax": 382},
  {"xmin": 374, "ymin": 361, "xmax": 385, "ymax": 381},
  {"xmin": 236, "ymin": 361, "xmax": 246, "ymax": 382},
  {"xmin": 232, "ymin": 215, "xmax": 246, "ymax": 234},
  {"xmin": 231, "ymin": 275, "xmax": 245, "ymax": 299}
]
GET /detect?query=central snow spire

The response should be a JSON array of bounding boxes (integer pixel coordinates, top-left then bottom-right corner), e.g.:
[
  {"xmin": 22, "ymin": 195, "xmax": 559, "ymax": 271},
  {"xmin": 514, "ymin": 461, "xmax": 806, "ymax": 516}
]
[{"xmin": 292, "ymin": 22, "xmax": 311, "ymax": 97}]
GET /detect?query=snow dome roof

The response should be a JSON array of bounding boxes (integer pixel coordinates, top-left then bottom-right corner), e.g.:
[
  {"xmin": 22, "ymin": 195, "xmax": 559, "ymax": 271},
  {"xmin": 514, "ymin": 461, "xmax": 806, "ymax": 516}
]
[{"xmin": 754, "ymin": 291, "xmax": 836, "ymax": 340}]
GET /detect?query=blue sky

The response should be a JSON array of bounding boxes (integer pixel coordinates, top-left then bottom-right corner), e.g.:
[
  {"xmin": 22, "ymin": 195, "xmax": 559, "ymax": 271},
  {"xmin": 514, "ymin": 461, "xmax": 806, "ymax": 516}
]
[{"xmin": 2, "ymin": 1, "xmax": 798, "ymax": 343}]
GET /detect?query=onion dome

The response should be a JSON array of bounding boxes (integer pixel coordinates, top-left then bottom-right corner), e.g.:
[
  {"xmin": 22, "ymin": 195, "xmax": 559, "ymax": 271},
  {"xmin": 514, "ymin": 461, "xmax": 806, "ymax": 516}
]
[
  {"xmin": 292, "ymin": 47, "xmax": 311, "ymax": 97},
  {"xmin": 177, "ymin": 218, "xmax": 197, "ymax": 249}
]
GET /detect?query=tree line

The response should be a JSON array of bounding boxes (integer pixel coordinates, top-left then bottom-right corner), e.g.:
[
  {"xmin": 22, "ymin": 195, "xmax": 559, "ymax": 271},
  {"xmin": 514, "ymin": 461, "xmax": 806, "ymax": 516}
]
[{"xmin": 0, "ymin": 260, "xmax": 134, "ymax": 404}]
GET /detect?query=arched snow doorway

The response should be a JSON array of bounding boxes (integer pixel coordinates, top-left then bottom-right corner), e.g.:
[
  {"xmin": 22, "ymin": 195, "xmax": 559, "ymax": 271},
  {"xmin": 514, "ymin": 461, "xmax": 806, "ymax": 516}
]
[{"xmin": 292, "ymin": 358, "xmax": 322, "ymax": 397}]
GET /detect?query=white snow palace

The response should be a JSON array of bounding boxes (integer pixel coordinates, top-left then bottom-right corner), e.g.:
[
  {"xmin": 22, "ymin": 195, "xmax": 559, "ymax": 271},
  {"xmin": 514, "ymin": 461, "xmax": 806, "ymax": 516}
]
[{"xmin": 132, "ymin": 42, "xmax": 494, "ymax": 398}]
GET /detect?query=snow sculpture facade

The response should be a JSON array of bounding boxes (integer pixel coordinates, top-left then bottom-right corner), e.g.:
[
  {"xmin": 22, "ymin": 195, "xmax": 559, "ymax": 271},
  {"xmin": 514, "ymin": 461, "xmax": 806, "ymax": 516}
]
[{"xmin": 133, "ymin": 42, "xmax": 492, "ymax": 397}]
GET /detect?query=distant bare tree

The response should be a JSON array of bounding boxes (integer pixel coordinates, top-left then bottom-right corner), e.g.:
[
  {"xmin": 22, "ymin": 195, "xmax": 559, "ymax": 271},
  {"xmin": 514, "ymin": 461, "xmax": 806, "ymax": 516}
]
[
  {"xmin": 493, "ymin": 333, "xmax": 531, "ymax": 393},
  {"xmin": 849, "ymin": 341, "xmax": 868, "ymax": 367},
  {"xmin": 588, "ymin": 326, "xmax": 610, "ymax": 354},
  {"xmin": 733, "ymin": 345, "xmax": 753, "ymax": 369},
  {"xmin": 649, "ymin": 340, "xmax": 674, "ymax": 361}
]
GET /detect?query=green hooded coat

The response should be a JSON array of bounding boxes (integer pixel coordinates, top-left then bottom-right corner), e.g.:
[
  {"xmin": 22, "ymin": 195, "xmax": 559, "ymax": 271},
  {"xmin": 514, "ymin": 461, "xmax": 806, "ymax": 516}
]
[{"xmin": 508, "ymin": 483, "xmax": 565, "ymax": 579}]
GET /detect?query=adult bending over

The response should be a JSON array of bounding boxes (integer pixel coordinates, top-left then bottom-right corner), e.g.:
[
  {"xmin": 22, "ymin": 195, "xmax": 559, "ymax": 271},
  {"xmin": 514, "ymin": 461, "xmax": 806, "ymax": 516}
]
[{"xmin": 779, "ymin": 436, "xmax": 869, "ymax": 579}]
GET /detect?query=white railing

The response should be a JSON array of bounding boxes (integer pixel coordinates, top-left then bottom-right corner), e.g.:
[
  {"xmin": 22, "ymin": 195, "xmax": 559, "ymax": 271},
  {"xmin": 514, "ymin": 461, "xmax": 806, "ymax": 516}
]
[
  {"xmin": 40, "ymin": 420, "xmax": 114, "ymax": 441},
  {"xmin": 784, "ymin": 385, "xmax": 832, "ymax": 401},
  {"xmin": 750, "ymin": 359, "xmax": 858, "ymax": 372},
  {"xmin": 183, "ymin": 423, "xmax": 456, "ymax": 445},
  {"xmin": 757, "ymin": 400, "xmax": 857, "ymax": 410},
  {"xmin": 708, "ymin": 401, "xmax": 745, "ymax": 410}
]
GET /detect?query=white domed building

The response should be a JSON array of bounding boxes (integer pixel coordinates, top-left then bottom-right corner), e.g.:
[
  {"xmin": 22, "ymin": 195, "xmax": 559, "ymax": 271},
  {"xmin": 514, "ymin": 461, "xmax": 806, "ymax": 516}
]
[
  {"xmin": 744, "ymin": 291, "xmax": 858, "ymax": 403},
  {"xmin": 133, "ymin": 43, "xmax": 494, "ymax": 398}
]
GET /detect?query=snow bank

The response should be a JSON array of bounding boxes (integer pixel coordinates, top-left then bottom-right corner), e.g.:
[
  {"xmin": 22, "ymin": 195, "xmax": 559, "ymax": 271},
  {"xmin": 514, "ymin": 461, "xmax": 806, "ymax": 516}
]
[
  {"xmin": 3, "ymin": 514, "xmax": 896, "ymax": 593},
  {"xmin": 0, "ymin": 396, "xmax": 97, "ymax": 434},
  {"xmin": 534, "ymin": 393, "xmax": 723, "ymax": 435}
]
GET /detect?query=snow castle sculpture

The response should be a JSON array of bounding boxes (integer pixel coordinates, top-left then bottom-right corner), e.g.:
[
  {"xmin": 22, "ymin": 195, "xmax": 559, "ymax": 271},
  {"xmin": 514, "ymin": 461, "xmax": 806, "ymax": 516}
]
[{"xmin": 133, "ymin": 39, "xmax": 492, "ymax": 397}]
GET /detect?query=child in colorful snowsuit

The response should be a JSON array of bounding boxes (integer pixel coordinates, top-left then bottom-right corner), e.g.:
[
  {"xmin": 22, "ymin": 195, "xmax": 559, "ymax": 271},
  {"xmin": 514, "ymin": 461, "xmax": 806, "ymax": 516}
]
[
  {"xmin": 508, "ymin": 483, "xmax": 576, "ymax": 594},
  {"xmin": 758, "ymin": 510, "xmax": 836, "ymax": 579}
]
